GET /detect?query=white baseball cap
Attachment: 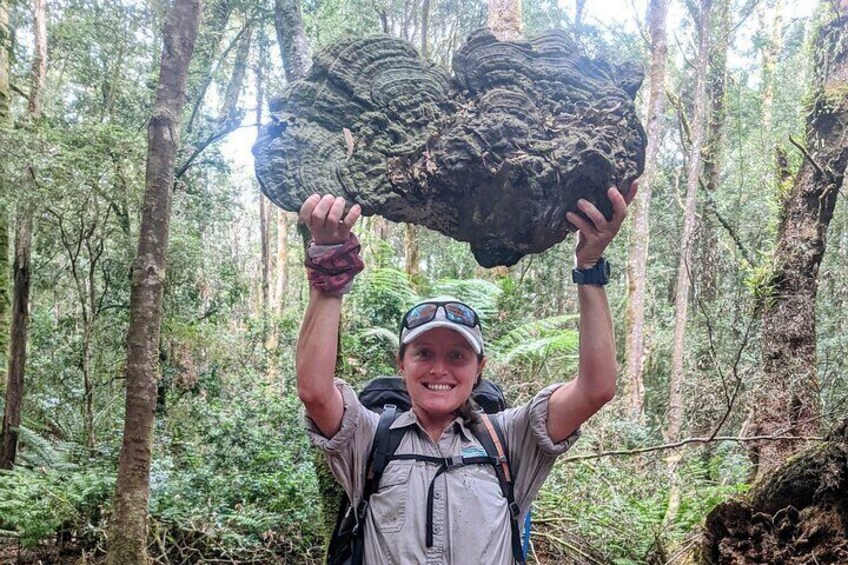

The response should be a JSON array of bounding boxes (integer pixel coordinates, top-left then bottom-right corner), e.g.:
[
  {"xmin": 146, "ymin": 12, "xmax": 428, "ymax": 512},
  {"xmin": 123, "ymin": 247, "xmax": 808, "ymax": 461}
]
[{"xmin": 400, "ymin": 296, "xmax": 484, "ymax": 355}]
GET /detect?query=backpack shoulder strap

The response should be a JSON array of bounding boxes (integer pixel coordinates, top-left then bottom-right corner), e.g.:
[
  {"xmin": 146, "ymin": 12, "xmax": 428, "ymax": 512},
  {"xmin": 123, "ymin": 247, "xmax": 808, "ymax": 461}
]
[
  {"xmin": 351, "ymin": 404, "xmax": 405, "ymax": 565},
  {"xmin": 474, "ymin": 414, "xmax": 525, "ymax": 565}
]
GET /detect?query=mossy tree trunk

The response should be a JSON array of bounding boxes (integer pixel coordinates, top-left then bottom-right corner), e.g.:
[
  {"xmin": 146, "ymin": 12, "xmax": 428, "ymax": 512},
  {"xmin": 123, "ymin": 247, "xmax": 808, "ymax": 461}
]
[
  {"xmin": 751, "ymin": 7, "xmax": 848, "ymax": 480},
  {"xmin": 1, "ymin": 0, "xmax": 45, "ymax": 470},
  {"xmin": 106, "ymin": 0, "xmax": 201, "ymax": 562},
  {"xmin": 0, "ymin": 0, "xmax": 11, "ymax": 392}
]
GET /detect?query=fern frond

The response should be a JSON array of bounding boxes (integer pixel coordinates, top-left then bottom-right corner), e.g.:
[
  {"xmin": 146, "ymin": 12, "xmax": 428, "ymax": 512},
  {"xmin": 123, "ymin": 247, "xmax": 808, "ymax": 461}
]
[
  {"xmin": 489, "ymin": 314, "xmax": 579, "ymax": 368},
  {"xmin": 430, "ymin": 279, "xmax": 502, "ymax": 325},
  {"xmin": 15, "ymin": 425, "xmax": 79, "ymax": 471},
  {"xmin": 358, "ymin": 327, "xmax": 400, "ymax": 349}
]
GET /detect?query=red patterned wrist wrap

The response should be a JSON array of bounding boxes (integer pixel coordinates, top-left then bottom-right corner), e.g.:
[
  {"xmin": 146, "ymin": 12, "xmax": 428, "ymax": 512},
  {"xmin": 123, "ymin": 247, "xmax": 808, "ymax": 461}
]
[{"xmin": 304, "ymin": 233, "xmax": 365, "ymax": 296}]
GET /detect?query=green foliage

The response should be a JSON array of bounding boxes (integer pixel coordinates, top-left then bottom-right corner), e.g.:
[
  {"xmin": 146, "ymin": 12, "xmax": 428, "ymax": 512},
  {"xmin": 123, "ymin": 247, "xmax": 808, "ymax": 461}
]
[
  {"xmin": 0, "ymin": 466, "xmax": 114, "ymax": 546},
  {"xmin": 349, "ymin": 267, "xmax": 417, "ymax": 331},
  {"xmin": 489, "ymin": 314, "xmax": 578, "ymax": 369},
  {"xmin": 535, "ymin": 444, "xmax": 750, "ymax": 564},
  {"xmin": 150, "ymin": 382, "xmax": 324, "ymax": 559}
]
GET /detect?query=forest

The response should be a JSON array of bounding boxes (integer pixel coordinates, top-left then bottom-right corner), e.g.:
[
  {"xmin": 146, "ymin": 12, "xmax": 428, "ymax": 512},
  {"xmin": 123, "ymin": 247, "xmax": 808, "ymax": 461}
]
[{"xmin": 0, "ymin": 0, "xmax": 846, "ymax": 563}]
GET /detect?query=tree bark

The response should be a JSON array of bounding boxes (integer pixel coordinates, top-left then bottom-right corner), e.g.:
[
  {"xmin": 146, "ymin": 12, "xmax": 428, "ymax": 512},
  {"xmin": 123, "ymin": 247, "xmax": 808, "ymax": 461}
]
[
  {"xmin": 759, "ymin": 0, "xmax": 782, "ymax": 136},
  {"xmin": 420, "ymin": 0, "xmax": 431, "ymax": 58},
  {"xmin": 260, "ymin": 193, "xmax": 271, "ymax": 339},
  {"xmin": 274, "ymin": 0, "xmax": 311, "ymax": 81},
  {"xmin": 1, "ymin": 0, "xmax": 45, "ymax": 470},
  {"xmin": 26, "ymin": 0, "xmax": 45, "ymax": 118},
  {"xmin": 0, "ymin": 0, "xmax": 11, "ymax": 390},
  {"xmin": 666, "ymin": 0, "xmax": 711, "ymax": 444},
  {"xmin": 0, "ymin": 0, "xmax": 9, "ymax": 122},
  {"xmin": 1, "ymin": 173, "xmax": 32, "ymax": 470},
  {"xmin": 487, "ymin": 0, "xmax": 522, "ymax": 40},
  {"xmin": 275, "ymin": 209, "xmax": 288, "ymax": 314},
  {"xmin": 696, "ymin": 0, "xmax": 729, "ymax": 302},
  {"xmin": 219, "ymin": 23, "xmax": 252, "ymax": 123},
  {"xmin": 623, "ymin": 0, "xmax": 668, "ymax": 421},
  {"xmin": 185, "ymin": 0, "xmax": 232, "ymax": 136},
  {"xmin": 751, "ymin": 9, "xmax": 848, "ymax": 480},
  {"xmin": 404, "ymin": 224, "xmax": 420, "ymax": 280},
  {"xmin": 663, "ymin": 0, "xmax": 711, "ymax": 528},
  {"xmin": 106, "ymin": 0, "xmax": 201, "ymax": 562}
]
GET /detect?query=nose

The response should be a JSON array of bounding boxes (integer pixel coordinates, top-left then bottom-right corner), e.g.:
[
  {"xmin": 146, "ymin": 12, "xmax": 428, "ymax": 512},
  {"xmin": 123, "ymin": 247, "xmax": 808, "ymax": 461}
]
[{"xmin": 429, "ymin": 356, "xmax": 448, "ymax": 375}]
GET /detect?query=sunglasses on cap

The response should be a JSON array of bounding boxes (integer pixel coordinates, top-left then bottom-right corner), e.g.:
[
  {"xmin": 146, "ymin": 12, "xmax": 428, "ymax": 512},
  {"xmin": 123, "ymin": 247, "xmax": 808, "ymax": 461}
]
[{"xmin": 400, "ymin": 300, "xmax": 481, "ymax": 332}]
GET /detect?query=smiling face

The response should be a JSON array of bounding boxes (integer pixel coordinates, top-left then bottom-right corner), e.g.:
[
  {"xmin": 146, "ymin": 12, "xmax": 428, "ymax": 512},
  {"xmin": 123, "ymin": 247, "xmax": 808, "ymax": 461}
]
[{"xmin": 398, "ymin": 327, "xmax": 486, "ymax": 426}]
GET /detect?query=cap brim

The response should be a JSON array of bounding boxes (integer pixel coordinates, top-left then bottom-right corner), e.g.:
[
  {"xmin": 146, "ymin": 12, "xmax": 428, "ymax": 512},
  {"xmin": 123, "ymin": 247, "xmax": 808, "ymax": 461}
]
[{"xmin": 401, "ymin": 321, "xmax": 483, "ymax": 355}]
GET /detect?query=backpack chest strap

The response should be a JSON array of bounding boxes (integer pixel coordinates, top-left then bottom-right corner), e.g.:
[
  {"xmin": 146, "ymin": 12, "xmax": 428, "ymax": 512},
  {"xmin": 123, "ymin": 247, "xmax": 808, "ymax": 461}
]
[{"xmin": 387, "ymin": 452, "xmax": 503, "ymax": 547}]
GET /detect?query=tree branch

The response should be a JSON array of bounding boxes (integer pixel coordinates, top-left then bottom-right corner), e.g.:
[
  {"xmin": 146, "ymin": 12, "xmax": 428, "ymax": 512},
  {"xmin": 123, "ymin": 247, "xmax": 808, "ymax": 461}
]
[
  {"xmin": 788, "ymin": 134, "xmax": 826, "ymax": 177},
  {"xmin": 563, "ymin": 435, "xmax": 825, "ymax": 462}
]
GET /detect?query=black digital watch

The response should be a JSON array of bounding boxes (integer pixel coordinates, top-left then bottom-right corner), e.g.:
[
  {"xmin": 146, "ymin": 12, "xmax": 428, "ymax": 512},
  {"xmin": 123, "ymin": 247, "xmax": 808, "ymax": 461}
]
[{"xmin": 572, "ymin": 257, "xmax": 611, "ymax": 286}]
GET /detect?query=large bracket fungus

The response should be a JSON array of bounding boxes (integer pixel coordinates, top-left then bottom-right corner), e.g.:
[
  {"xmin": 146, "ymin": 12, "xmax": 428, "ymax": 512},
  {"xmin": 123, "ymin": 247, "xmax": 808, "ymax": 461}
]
[{"xmin": 253, "ymin": 28, "xmax": 647, "ymax": 267}]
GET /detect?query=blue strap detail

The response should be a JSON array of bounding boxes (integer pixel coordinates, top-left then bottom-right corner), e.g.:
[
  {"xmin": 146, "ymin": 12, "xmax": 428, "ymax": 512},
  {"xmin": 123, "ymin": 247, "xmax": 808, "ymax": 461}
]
[{"xmin": 522, "ymin": 508, "xmax": 532, "ymax": 558}]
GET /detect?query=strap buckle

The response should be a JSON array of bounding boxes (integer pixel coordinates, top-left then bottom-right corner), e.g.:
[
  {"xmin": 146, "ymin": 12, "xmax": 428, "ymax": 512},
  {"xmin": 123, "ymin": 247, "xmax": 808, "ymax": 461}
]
[
  {"xmin": 353, "ymin": 499, "xmax": 370, "ymax": 535},
  {"xmin": 445, "ymin": 455, "xmax": 465, "ymax": 468},
  {"xmin": 508, "ymin": 501, "xmax": 521, "ymax": 518}
]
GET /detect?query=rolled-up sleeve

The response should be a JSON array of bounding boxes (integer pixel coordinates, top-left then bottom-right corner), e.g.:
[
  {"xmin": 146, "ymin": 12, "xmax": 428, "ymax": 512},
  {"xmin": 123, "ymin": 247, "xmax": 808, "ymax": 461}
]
[
  {"xmin": 304, "ymin": 379, "xmax": 379, "ymax": 503},
  {"xmin": 496, "ymin": 383, "xmax": 581, "ymax": 510}
]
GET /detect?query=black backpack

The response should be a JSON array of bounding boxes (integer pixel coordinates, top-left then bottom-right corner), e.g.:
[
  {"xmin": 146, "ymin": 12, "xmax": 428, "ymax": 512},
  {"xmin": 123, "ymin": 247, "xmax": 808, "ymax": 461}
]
[{"xmin": 326, "ymin": 376, "xmax": 527, "ymax": 565}]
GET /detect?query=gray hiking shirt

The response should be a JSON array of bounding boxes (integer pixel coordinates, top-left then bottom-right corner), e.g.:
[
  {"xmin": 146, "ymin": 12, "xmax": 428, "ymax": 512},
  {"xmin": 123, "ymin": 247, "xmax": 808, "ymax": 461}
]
[{"xmin": 305, "ymin": 379, "xmax": 580, "ymax": 564}]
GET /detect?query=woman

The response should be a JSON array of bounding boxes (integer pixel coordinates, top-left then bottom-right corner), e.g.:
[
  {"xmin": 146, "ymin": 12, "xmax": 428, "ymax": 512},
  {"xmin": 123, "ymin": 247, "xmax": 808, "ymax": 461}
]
[{"xmin": 297, "ymin": 186, "xmax": 635, "ymax": 564}]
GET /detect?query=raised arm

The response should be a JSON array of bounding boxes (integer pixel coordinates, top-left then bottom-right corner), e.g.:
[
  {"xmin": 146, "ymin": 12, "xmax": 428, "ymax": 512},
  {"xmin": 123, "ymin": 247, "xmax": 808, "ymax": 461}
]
[
  {"xmin": 546, "ymin": 183, "xmax": 637, "ymax": 443},
  {"xmin": 296, "ymin": 194, "xmax": 362, "ymax": 438}
]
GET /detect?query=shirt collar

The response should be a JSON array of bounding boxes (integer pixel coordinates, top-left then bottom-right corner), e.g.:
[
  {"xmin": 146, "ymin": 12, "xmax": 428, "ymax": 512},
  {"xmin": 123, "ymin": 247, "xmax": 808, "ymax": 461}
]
[{"xmin": 389, "ymin": 410, "xmax": 474, "ymax": 442}]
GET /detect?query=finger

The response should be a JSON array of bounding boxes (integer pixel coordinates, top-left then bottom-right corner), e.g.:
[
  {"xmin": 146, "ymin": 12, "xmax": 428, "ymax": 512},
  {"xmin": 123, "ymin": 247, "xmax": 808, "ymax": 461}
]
[
  {"xmin": 577, "ymin": 199, "xmax": 606, "ymax": 229},
  {"xmin": 299, "ymin": 194, "xmax": 321, "ymax": 224},
  {"xmin": 608, "ymin": 187, "xmax": 628, "ymax": 221},
  {"xmin": 566, "ymin": 211, "xmax": 598, "ymax": 236},
  {"xmin": 311, "ymin": 194, "xmax": 337, "ymax": 229},
  {"xmin": 624, "ymin": 181, "xmax": 639, "ymax": 206},
  {"xmin": 326, "ymin": 196, "xmax": 347, "ymax": 226},
  {"xmin": 341, "ymin": 204, "xmax": 362, "ymax": 229}
]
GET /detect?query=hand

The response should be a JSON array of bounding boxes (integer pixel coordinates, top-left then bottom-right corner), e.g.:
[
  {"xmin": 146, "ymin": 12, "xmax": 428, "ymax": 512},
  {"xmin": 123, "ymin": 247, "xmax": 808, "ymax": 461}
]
[
  {"xmin": 299, "ymin": 194, "xmax": 362, "ymax": 245},
  {"xmin": 566, "ymin": 182, "xmax": 637, "ymax": 269}
]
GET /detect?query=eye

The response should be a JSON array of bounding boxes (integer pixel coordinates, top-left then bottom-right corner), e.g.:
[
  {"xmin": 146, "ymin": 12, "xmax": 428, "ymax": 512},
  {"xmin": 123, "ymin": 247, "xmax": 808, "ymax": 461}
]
[
  {"xmin": 450, "ymin": 350, "xmax": 469, "ymax": 361},
  {"xmin": 414, "ymin": 348, "xmax": 432, "ymax": 359}
]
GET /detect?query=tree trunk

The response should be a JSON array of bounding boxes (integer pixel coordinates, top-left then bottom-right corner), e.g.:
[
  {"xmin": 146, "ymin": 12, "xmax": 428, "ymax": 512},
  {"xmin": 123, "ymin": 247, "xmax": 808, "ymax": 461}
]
[
  {"xmin": 260, "ymin": 192, "xmax": 271, "ymax": 341},
  {"xmin": 26, "ymin": 0, "xmax": 46, "ymax": 118},
  {"xmin": 623, "ymin": 0, "xmax": 668, "ymax": 421},
  {"xmin": 666, "ymin": 0, "xmax": 711, "ymax": 445},
  {"xmin": 420, "ymin": 0, "xmax": 431, "ymax": 58},
  {"xmin": 487, "ymin": 0, "xmax": 522, "ymax": 40},
  {"xmin": 1, "ymin": 0, "xmax": 45, "ymax": 470},
  {"xmin": 404, "ymin": 224, "xmax": 420, "ymax": 280},
  {"xmin": 696, "ymin": 0, "xmax": 729, "ymax": 302},
  {"xmin": 185, "ymin": 0, "xmax": 232, "ymax": 136},
  {"xmin": 1, "ymin": 177, "xmax": 32, "ymax": 470},
  {"xmin": 0, "ymin": 0, "xmax": 9, "ymax": 122},
  {"xmin": 106, "ymin": 0, "xmax": 201, "ymax": 562},
  {"xmin": 751, "ymin": 8, "xmax": 848, "ymax": 480},
  {"xmin": 663, "ymin": 0, "xmax": 712, "ymax": 528},
  {"xmin": 219, "ymin": 23, "xmax": 252, "ymax": 123},
  {"xmin": 275, "ymin": 209, "xmax": 288, "ymax": 314},
  {"xmin": 759, "ymin": 0, "xmax": 783, "ymax": 136},
  {"xmin": 274, "ymin": 0, "xmax": 311, "ymax": 81},
  {"xmin": 0, "ymin": 0, "xmax": 11, "ymax": 391}
]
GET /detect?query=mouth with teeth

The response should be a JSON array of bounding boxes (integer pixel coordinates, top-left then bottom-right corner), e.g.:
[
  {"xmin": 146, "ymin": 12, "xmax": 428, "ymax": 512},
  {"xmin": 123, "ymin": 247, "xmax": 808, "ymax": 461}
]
[{"xmin": 423, "ymin": 383, "xmax": 456, "ymax": 393}]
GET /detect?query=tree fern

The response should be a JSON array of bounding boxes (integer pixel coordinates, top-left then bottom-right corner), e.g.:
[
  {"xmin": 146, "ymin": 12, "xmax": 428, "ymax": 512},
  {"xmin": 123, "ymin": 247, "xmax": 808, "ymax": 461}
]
[
  {"xmin": 430, "ymin": 278, "xmax": 502, "ymax": 327},
  {"xmin": 489, "ymin": 314, "xmax": 579, "ymax": 369}
]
